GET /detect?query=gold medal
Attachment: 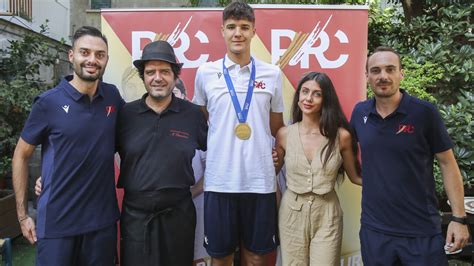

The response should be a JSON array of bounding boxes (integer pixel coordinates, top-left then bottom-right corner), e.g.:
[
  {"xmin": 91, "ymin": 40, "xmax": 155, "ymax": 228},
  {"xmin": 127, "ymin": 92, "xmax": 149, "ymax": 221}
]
[{"xmin": 235, "ymin": 123, "xmax": 252, "ymax": 140}]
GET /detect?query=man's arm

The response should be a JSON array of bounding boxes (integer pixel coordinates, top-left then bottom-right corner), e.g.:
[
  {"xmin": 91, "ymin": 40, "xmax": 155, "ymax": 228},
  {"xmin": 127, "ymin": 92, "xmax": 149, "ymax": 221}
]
[
  {"xmin": 12, "ymin": 137, "xmax": 37, "ymax": 244},
  {"xmin": 339, "ymin": 128, "xmax": 362, "ymax": 186},
  {"xmin": 199, "ymin": 106, "xmax": 209, "ymax": 121},
  {"xmin": 269, "ymin": 112, "xmax": 284, "ymax": 137},
  {"xmin": 191, "ymin": 177, "xmax": 204, "ymax": 199},
  {"xmin": 437, "ymin": 149, "xmax": 469, "ymax": 252}
]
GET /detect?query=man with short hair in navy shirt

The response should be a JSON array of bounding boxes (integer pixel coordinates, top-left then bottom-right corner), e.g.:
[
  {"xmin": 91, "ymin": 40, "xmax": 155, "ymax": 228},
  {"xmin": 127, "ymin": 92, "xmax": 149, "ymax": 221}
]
[
  {"xmin": 12, "ymin": 26, "xmax": 123, "ymax": 266},
  {"xmin": 350, "ymin": 46, "xmax": 469, "ymax": 265}
]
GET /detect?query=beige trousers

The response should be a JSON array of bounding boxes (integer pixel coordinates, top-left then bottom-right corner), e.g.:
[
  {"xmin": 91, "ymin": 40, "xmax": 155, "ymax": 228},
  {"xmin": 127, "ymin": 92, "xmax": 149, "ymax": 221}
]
[{"xmin": 278, "ymin": 189, "xmax": 343, "ymax": 266}]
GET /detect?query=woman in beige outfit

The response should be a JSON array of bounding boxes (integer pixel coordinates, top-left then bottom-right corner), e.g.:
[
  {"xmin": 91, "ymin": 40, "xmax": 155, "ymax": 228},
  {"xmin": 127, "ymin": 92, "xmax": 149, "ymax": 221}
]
[{"xmin": 274, "ymin": 72, "xmax": 362, "ymax": 266}]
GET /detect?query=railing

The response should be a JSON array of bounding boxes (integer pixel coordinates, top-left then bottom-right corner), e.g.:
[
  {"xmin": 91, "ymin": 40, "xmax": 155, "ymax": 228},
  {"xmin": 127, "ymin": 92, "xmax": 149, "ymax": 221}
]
[{"xmin": 0, "ymin": 0, "xmax": 32, "ymax": 21}]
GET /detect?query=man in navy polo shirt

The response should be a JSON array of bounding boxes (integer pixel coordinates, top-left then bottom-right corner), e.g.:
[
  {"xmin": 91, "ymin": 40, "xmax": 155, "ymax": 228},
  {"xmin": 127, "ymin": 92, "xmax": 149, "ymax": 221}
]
[
  {"xmin": 12, "ymin": 26, "xmax": 123, "ymax": 265},
  {"xmin": 116, "ymin": 40, "xmax": 207, "ymax": 266},
  {"xmin": 350, "ymin": 46, "xmax": 469, "ymax": 265}
]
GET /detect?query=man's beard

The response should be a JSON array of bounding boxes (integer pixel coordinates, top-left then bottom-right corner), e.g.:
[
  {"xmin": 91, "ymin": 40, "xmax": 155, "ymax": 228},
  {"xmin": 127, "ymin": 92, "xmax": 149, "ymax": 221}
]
[{"xmin": 74, "ymin": 63, "xmax": 104, "ymax": 82}]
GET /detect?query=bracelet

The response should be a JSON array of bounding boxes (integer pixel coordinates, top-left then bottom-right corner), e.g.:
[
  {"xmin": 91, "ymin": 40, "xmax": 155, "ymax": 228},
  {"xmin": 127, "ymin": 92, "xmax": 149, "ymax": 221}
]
[
  {"xmin": 18, "ymin": 216, "xmax": 29, "ymax": 223},
  {"xmin": 451, "ymin": 215, "xmax": 468, "ymax": 225}
]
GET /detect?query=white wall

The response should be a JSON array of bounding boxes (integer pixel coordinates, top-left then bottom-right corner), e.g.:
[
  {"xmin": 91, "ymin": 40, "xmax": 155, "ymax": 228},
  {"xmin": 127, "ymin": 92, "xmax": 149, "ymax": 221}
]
[{"xmin": 32, "ymin": 0, "xmax": 71, "ymax": 44}]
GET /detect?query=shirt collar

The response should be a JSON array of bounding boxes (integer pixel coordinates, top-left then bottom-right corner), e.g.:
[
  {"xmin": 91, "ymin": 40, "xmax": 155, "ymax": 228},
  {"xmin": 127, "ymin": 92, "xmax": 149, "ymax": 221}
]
[
  {"xmin": 61, "ymin": 75, "xmax": 105, "ymax": 102},
  {"xmin": 224, "ymin": 54, "xmax": 253, "ymax": 71},
  {"xmin": 395, "ymin": 89, "xmax": 411, "ymax": 114},
  {"xmin": 137, "ymin": 93, "xmax": 181, "ymax": 114},
  {"xmin": 368, "ymin": 89, "xmax": 411, "ymax": 116}
]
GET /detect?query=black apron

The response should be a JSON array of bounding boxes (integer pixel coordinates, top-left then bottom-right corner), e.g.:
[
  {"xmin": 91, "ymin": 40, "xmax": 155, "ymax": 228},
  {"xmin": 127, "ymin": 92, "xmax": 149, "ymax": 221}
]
[{"xmin": 120, "ymin": 188, "xmax": 196, "ymax": 266}]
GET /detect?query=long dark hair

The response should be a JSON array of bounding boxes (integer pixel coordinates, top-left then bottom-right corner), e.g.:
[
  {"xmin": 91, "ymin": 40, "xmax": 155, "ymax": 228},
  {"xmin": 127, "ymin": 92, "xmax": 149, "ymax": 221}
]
[{"xmin": 291, "ymin": 72, "xmax": 360, "ymax": 175}]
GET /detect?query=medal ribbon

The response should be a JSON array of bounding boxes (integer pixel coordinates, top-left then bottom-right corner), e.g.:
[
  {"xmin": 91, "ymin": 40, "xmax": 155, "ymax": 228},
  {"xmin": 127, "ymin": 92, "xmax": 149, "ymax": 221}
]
[{"xmin": 223, "ymin": 57, "xmax": 256, "ymax": 124}]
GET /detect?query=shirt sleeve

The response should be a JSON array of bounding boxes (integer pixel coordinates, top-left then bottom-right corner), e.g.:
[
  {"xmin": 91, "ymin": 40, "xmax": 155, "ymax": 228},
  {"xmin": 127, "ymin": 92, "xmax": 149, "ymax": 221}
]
[
  {"xmin": 21, "ymin": 96, "xmax": 49, "ymax": 145},
  {"xmin": 270, "ymin": 69, "xmax": 284, "ymax": 113},
  {"xmin": 349, "ymin": 103, "xmax": 360, "ymax": 142},
  {"xmin": 426, "ymin": 104, "xmax": 453, "ymax": 154},
  {"xmin": 192, "ymin": 66, "xmax": 207, "ymax": 106},
  {"xmin": 197, "ymin": 108, "xmax": 208, "ymax": 152}
]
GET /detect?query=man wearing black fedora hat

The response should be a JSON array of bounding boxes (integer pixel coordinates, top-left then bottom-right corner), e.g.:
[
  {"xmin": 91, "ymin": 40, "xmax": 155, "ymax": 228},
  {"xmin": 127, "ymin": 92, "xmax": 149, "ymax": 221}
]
[{"xmin": 116, "ymin": 40, "xmax": 208, "ymax": 266}]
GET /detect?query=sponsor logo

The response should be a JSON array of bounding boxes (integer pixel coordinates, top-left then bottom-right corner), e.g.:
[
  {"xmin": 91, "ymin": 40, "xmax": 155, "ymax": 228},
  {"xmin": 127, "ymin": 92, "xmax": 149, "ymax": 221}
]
[
  {"xmin": 131, "ymin": 15, "xmax": 350, "ymax": 70},
  {"xmin": 396, "ymin": 124, "xmax": 415, "ymax": 135},
  {"xmin": 170, "ymin": 129, "xmax": 190, "ymax": 139},
  {"xmin": 363, "ymin": 116, "xmax": 367, "ymax": 124},
  {"xmin": 106, "ymin": 105, "xmax": 116, "ymax": 117},
  {"xmin": 62, "ymin": 105, "xmax": 69, "ymax": 113},
  {"xmin": 254, "ymin": 80, "xmax": 266, "ymax": 89}
]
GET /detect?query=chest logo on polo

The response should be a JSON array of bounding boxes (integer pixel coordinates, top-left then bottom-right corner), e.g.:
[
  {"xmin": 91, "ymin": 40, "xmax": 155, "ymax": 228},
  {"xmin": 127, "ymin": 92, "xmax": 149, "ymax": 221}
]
[
  {"xmin": 396, "ymin": 124, "xmax": 415, "ymax": 135},
  {"xmin": 254, "ymin": 80, "xmax": 266, "ymax": 89},
  {"xmin": 363, "ymin": 116, "xmax": 367, "ymax": 124},
  {"xmin": 170, "ymin": 129, "xmax": 190, "ymax": 139},
  {"xmin": 105, "ymin": 105, "xmax": 116, "ymax": 117},
  {"xmin": 217, "ymin": 72, "xmax": 222, "ymax": 79},
  {"xmin": 62, "ymin": 105, "xmax": 69, "ymax": 113}
]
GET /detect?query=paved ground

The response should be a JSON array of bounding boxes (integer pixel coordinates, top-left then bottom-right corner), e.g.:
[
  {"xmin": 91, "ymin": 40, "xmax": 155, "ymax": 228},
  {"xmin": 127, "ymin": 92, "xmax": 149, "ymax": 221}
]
[{"xmin": 2, "ymin": 237, "xmax": 472, "ymax": 266}]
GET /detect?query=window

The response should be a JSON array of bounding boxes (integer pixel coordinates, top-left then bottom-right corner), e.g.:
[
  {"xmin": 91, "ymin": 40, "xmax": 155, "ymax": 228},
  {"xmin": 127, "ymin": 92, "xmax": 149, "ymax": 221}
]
[
  {"xmin": 2, "ymin": 0, "xmax": 32, "ymax": 20},
  {"xmin": 90, "ymin": 0, "xmax": 111, "ymax": 10}
]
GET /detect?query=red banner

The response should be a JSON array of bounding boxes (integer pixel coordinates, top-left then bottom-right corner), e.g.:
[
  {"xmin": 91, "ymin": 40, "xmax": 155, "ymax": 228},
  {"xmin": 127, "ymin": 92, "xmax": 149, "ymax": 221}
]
[
  {"xmin": 102, "ymin": 5, "xmax": 367, "ymax": 117},
  {"xmin": 102, "ymin": 6, "xmax": 368, "ymax": 265}
]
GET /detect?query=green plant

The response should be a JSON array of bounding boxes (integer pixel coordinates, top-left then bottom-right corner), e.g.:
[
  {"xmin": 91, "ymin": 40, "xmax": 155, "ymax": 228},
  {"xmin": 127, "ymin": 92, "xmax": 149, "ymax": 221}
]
[
  {"xmin": 379, "ymin": 3, "xmax": 473, "ymax": 102},
  {"xmin": 367, "ymin": 1, "xmax": 401, "ymax": 52},
  {"xmin": 0, "ymin": 24, "xmax": 61, "ymax": 178},
  {"xmin": 435, "ymin": 91, "xmax": 474, "ymax": 195}
]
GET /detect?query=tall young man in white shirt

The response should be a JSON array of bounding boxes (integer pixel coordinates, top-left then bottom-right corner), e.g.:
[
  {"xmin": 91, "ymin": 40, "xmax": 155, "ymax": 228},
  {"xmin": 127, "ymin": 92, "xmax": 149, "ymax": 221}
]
[{"xmin": 192, "ymin": 1, "xmax": 284, "ymax": 265}]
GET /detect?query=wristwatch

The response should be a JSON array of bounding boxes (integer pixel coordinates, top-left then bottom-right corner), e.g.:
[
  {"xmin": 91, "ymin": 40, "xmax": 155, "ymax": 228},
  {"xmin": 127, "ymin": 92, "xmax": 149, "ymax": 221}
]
[{"xmin": 451, "ymin": 215, "xmax": 468, "ymax": 225}]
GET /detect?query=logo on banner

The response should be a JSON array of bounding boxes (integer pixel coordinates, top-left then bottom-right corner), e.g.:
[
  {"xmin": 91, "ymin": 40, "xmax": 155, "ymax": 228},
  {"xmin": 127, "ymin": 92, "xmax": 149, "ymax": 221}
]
[
  {"xmin": 131, "ymin": 15, "xmax": 350, "ymax": 70},
  {"xmin": 273, "ymin": 15, "xmax": 349, "ymax": 69}
]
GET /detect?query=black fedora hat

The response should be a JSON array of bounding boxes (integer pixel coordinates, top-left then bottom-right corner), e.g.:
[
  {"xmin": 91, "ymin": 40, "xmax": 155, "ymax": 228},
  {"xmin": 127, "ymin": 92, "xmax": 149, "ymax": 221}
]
[{"xmin": 133, "ymin": 40, "xmax": 183, "ymax": 69}]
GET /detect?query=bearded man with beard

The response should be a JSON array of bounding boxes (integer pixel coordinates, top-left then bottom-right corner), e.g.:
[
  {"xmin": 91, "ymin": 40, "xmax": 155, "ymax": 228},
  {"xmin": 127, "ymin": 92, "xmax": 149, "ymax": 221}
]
[
  {"xmin": 12, "ymin": 26, "xmax": 124, "ymax": 266},
  {"xmin": 116, "ymin": 40, "xmax": 207, "ymax": 266}
]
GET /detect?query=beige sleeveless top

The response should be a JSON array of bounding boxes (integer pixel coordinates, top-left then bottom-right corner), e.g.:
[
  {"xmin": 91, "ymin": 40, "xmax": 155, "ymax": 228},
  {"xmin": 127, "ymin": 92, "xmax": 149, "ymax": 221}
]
[{"xmin": 285, "ymin": 122, "xmax": 342, "ymax": 195}]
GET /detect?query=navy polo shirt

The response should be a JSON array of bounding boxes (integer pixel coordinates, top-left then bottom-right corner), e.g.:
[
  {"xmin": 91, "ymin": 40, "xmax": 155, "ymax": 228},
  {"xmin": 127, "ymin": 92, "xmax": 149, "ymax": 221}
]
[
  {"xmin": 350, "ymin": 90, "xmax": 453, "ymax": 237},
  {"xmin": 21, "ymin": 75, "xmax": 124, "ymax": 238},
  {"xmin": 117, "ymin": 93, "xmax": 207, "ymax": 192}
]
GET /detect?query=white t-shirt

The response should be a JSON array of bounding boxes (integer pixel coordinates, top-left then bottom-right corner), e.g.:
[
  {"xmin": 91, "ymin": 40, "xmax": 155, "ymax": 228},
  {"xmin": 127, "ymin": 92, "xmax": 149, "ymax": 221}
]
[{"xmin": 192, "ymin": 55, "xmax": 284, "ymax": 193}]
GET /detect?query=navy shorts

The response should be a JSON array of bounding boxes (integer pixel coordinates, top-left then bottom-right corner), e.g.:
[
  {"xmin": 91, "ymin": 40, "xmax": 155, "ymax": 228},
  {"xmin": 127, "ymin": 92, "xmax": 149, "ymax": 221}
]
[
  {"xmin": 37, "ymin": 224, "xmax": 117, "ymax": 266},
  {"xmin": 360, "ymin": 226, "xmax": 448, "ymax": 266},
  {"xmin": 204, "ymin": 192, "xmax": 279, "ymax": 258}
]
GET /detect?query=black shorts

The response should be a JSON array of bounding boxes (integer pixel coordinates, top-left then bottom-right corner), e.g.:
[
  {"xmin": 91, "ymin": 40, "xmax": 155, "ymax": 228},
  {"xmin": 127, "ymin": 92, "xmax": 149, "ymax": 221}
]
[
  {"xmin": 37, "ymin": 224, "xmax": 117, "ymax": 266},
  {"xmin": 360, "ymin": 227, "xmax": 448, "ymax": 265},
  {"xmin": 204, "ymin": 192, "xmax": 279, "ymax": 257}
]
